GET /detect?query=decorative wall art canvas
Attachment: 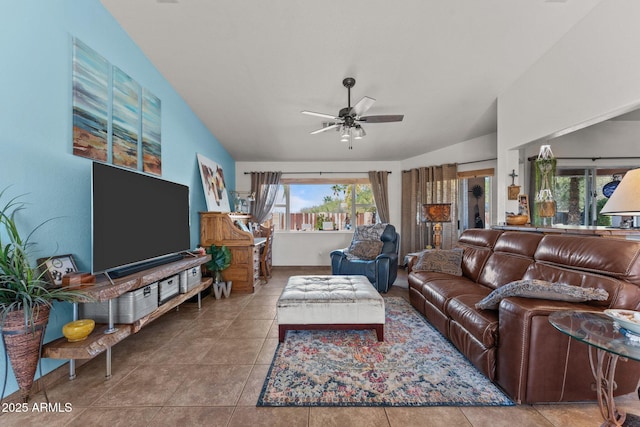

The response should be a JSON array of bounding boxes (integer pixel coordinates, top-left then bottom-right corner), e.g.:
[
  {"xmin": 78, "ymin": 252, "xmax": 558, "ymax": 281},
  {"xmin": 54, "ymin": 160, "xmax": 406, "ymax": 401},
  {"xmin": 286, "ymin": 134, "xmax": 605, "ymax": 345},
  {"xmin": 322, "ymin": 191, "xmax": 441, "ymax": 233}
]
[
  {"xmin": 71, "ymin": 37, "xmax": 162, "ymax": 175},
  {"xmin": 112, "ymin": 66, "xmax": 140, "ymax": 169},
  {"xmin": 197, "ymin": 153, "xmax": 231, "ymax": 212},
  {"xmin": 142, "ymin": 88, "xmax": 162, "ymax": 175},
  {"xmin": 72, "ymin": 38, "xmax": 109, "ymax": 161}
]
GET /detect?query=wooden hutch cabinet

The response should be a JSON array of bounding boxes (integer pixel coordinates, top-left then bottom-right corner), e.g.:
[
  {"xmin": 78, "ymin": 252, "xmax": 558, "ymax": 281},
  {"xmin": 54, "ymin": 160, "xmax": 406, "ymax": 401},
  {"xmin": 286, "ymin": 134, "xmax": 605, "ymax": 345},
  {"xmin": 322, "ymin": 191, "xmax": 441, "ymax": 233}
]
[{"xmin": 199, "ymin": 212, "xmax": 265, "ymax": 293}]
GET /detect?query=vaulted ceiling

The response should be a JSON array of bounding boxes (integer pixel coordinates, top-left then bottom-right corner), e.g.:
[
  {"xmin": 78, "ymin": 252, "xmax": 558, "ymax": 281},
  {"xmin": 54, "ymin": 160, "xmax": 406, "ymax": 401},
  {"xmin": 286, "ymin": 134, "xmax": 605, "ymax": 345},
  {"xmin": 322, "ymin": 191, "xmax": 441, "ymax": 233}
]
[{"xmin": 101, "ymin": 0, "xmax": 602, "ymax": 162}]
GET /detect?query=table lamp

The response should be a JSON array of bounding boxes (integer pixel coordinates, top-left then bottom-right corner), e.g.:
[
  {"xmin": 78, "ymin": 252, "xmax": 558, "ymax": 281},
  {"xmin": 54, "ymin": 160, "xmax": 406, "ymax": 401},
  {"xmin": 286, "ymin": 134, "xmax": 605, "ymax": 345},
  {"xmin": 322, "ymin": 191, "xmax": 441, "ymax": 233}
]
[
  {"xmin": 600, "ymin": 168, "xmax": 640, "ymax": 229},
  {"xmin": 422, "ymin": 203, "xmax": 452, "ymax": 249}
]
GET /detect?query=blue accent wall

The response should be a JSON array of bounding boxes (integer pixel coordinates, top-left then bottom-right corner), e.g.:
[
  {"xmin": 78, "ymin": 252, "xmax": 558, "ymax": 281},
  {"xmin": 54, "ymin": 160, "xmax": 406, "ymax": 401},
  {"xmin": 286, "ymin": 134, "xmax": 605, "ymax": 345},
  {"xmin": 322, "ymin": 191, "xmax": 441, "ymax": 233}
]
[{"xmin": 0, "ymin": 1, "xmax": 234, "ymax": 396}]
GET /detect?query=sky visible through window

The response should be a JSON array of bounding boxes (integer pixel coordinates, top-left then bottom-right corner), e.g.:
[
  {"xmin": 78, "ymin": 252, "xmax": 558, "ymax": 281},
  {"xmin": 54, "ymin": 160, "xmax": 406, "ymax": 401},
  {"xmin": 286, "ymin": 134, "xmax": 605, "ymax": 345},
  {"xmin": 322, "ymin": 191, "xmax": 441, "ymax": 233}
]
[{"xmin": 289, "ymin": 184, "xmax": 335, "ymax": 212}]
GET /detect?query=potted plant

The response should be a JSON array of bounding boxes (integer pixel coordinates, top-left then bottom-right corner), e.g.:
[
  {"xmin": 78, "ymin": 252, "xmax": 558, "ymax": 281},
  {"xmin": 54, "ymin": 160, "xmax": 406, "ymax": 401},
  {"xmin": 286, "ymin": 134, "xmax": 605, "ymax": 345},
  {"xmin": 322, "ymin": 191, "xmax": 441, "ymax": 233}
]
[
  {"xmin": 205, "ymin": 244, "xmax": 232, "ymax": 283},
  {"xmin": 0, "ymin": 189, "xmax": 84, "ymax": 402},
  {"xmin": 204, "ymin": 244, "xmax": 232, "ymax": 299}
]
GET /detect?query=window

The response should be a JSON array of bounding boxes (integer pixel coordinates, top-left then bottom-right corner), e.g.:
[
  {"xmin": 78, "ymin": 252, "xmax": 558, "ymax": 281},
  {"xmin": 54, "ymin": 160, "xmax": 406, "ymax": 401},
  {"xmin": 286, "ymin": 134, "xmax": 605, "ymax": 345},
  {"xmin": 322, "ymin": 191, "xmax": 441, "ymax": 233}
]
[
  {"xmin": 270, "ymin": 180, "xmax": 376, "ymax": 231},
  {"xmin": 550, "ymin": 167, "xmax": 633, "ymax": 226}
]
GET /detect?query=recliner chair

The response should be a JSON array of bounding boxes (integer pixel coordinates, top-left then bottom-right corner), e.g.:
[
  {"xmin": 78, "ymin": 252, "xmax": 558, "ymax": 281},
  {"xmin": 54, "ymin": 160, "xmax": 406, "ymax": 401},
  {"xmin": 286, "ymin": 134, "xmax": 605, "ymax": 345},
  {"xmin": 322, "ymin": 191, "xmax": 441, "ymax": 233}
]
[{"xmin": 330, "ymin": 223, "xmax": 399, "ymax": 293}]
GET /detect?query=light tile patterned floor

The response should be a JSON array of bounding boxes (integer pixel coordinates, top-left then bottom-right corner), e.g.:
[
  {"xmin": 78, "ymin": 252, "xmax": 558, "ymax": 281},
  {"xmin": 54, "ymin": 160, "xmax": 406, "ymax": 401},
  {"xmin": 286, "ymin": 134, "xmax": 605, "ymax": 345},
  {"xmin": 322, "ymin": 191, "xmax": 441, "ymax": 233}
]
[{"xmin": 2, "ymin": 266, "xmax": 639, "ymax": 426}]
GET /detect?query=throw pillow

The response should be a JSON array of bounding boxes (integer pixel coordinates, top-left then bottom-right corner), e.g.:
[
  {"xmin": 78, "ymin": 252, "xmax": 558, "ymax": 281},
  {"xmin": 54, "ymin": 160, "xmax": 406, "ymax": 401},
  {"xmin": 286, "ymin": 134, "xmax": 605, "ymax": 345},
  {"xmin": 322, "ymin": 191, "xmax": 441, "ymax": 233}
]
[
  {"xmin": 475, "ymin": 279, "xmax": 610, "ymax": 310},
  {"xmin": 345, "ymin": 240, "xmax": 384, "ymax": 260},
  {"xmin": 353, "ymin": 223, "xmax": 388, "ymax": 241},
  {"xmin": 412, "ymin": 248, "xmax": 464, "ymax": 276},
  {"xmin": 235, "ymin": 220, "xmax": 251, "ymax": 233}
]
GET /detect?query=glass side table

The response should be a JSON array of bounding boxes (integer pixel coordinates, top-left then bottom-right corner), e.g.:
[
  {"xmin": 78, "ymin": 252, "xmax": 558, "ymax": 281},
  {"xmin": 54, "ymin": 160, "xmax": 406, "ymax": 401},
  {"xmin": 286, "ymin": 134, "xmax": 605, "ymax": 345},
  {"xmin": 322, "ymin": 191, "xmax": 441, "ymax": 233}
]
[{"xmin": 549, "ymin": 310, "xmax": 640, "ymax": 427}]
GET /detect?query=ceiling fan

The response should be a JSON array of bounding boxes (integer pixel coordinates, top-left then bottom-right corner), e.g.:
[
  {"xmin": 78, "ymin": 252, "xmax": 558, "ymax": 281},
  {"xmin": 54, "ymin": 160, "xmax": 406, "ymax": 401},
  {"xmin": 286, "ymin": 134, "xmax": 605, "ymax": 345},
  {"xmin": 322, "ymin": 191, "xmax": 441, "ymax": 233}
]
[{"xmin": 301, "ymin": 77, "xmax": 404, "ymax": 149}]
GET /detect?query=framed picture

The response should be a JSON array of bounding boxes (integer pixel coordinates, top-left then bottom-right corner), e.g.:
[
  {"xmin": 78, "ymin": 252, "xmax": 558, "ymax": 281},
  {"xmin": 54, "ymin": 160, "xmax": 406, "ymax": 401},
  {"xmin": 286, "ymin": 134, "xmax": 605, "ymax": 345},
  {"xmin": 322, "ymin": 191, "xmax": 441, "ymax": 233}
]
[
  {"xmin": 518, "ymin": 194, "xmax": 530, "ymax": 221},
  {"xmin": 197, "ymin": 153, "xmax": 231, "ymax": 212},
  {"xmin": 508, "ymin": 185, "xmax": 520, "ymax": 200},
  {"xmin": 38, "ymin": 254, "xmax": 78, "ymax": 287}
]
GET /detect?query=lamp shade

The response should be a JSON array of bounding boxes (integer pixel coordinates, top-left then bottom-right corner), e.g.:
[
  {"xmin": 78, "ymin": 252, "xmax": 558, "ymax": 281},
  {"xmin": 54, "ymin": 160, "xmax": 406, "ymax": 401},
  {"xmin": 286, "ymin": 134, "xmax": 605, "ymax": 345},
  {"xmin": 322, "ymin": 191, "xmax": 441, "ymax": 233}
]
[
  {"xmin": 422, "ymin": 203, "xmax": 452, "ymax": 222},
  {"xmin": 600, "ymin": 168, "xmax": 640, "ymax": 216}
]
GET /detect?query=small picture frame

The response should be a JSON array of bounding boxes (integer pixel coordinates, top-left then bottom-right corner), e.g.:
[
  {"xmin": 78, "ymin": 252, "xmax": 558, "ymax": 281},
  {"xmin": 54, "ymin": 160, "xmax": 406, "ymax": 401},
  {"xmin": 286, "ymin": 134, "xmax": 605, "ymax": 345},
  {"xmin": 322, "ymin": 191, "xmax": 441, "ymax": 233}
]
[
  {"xmin": 508, "ymin": 185, "xmax": 520, "ymax": 200},
  {"xmin": 38, "ymin": 254, "xmax": 78, "ymax": 287},
  {"xmin": 518, "ymin": 194, "xmax": 531, "ymax": 221}
]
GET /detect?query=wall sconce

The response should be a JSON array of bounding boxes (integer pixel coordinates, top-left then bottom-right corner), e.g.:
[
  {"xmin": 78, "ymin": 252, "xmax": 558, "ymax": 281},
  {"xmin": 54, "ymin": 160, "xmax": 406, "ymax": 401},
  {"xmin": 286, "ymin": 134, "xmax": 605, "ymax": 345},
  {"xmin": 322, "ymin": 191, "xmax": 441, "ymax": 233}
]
[
  {"xmin": 600, "ymin": 168, "xmax": 640, "ymax": 229},
  {"xmin": 422, "ymin": 203, "xmax": 452, "ymax": 249}
]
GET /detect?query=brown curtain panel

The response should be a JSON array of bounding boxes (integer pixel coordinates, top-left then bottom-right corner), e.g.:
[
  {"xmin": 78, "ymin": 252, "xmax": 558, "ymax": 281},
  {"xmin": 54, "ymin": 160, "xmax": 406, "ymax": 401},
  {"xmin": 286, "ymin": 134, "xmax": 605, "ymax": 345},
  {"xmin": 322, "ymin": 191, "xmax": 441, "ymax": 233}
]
[
  {"xmin": 249, "ymin": 171, "xmax": 282, "ymax": 224},
  {"xmin": 401, "ymin": 164, "xmax": 458, "ymax": 260},
  {"xmin": 368, "ymin": 171, "xmax": 390, "ymax": 223}
]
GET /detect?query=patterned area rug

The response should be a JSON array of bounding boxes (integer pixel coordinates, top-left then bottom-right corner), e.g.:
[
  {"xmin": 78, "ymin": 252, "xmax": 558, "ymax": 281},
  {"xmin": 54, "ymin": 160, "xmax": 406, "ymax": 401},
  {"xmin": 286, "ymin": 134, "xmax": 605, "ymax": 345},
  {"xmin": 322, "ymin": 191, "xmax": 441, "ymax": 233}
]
[{"xmin": 258, "ymin": 297, "xmax": 514, "ymax": 407}]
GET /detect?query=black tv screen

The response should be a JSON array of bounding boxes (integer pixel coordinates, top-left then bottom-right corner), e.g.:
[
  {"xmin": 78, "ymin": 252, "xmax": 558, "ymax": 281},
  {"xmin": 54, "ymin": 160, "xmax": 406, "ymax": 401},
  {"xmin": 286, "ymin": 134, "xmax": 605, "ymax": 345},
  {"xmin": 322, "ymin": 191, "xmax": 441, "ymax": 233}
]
[{"xmin": 92, "ymin": 162, "xmax": 191, "ymax": 274}]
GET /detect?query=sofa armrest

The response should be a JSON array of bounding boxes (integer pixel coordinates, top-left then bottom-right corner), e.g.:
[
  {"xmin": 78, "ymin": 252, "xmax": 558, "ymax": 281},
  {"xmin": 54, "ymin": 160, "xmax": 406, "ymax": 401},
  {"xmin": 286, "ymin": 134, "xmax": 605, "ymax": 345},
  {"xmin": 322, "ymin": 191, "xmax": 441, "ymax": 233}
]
[
  {"xmin": 406, "ymin": 254, "xmax": 420, "ymax": 273},
  {"xmin": 495, "ymin": 297, "xmax": 640, "ymax": 403},
  {"xmin": 330, "ymin": 249, "xmax": 347, "ymax": 274},
  {"xmin": 375, "ymin": 252, "xmax": 398, "ymax": 263},
  {"xmin": 330, "ymin": 248, "xmax": 348, "ymax": 258}
]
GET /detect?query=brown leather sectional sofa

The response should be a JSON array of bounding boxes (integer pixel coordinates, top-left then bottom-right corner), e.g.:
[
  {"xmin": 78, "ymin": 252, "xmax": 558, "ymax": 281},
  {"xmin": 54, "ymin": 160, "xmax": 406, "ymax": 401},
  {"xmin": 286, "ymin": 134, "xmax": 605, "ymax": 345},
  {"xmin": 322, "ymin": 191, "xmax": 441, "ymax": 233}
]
[{"xmin": 408, "ymin": 228, "xmax": 640, "ymax": 404}]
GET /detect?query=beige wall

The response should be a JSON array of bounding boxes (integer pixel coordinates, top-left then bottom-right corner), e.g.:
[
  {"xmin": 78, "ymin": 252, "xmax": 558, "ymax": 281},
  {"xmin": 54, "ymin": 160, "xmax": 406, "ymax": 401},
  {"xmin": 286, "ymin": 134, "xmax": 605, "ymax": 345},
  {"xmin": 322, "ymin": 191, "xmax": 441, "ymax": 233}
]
[{"xmin": 497, "ymin": 0, "xmax": 640, "ymax": 221}]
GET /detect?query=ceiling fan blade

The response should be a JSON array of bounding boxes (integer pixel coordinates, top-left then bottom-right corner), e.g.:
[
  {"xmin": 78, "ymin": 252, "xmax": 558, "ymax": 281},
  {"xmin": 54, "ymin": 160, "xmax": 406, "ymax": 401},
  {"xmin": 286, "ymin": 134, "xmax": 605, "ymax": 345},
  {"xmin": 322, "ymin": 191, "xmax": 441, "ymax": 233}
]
[
  {"xmin": 310, "ymin": 123, "xmax": 340, "ymax": 135},
  {"xmin": 302, "ymin": 110, "xmax": 339, "ymax": 120},
  {"xmin": 351, "ymin": 96, "xmax": 376, "ymax": 117},
  {"xmin": 358, "ymin": 114, "xmax": 404, "ymax": 123}
]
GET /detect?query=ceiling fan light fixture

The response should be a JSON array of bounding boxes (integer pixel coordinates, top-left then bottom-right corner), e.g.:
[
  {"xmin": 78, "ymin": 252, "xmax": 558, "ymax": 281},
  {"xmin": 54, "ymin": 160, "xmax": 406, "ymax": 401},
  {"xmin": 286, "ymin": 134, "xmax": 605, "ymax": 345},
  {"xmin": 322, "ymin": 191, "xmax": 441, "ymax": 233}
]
[{"xmin": 302, "ymin": 77, "xmax": 403, "ymax": 149}]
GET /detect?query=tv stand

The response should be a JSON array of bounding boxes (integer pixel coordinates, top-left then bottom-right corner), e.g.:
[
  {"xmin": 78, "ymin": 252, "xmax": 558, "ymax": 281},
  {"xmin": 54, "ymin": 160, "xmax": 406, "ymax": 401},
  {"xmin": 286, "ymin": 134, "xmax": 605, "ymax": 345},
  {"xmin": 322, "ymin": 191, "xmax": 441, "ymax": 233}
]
[
  {"xmin": 106, "ymin": 253, "xmax": 184, "ymax": 278},
  {"xmin": 42, "ymin": 254, "xmax": 212, "ymax": 380}
]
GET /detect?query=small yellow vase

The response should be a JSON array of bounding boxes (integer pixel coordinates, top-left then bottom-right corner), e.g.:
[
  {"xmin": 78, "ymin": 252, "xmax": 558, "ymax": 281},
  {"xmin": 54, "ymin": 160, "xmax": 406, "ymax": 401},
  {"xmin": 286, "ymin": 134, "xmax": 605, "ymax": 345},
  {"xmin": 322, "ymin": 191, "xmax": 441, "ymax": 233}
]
[{"xmin": 62, "ymin": 319, "xmax": 95, "ymax": 342}]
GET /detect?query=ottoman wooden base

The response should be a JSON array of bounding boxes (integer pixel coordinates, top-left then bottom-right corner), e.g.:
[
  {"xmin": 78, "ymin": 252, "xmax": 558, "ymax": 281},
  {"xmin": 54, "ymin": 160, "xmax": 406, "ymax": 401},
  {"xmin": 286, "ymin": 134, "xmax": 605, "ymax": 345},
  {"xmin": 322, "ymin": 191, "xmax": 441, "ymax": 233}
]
[
  {"xmin": 277, "ymin": 275, "xmax": 385, "ymax": 342},
  {"xmin": 278, "ymin": 323, "xmax": 384, "ymax": 342}
]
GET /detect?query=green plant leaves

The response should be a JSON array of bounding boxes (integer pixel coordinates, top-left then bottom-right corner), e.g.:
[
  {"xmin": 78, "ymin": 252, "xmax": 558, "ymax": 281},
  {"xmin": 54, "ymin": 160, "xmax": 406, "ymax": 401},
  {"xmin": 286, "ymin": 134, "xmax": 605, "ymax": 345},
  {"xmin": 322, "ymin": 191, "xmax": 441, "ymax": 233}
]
[
  {"xmin": 205, "ymin": 244, "xmax": 232, "ymax": 272},
  {"xmin": 1, "ymin": 188, "xmax": 85, "ymax": 329}
]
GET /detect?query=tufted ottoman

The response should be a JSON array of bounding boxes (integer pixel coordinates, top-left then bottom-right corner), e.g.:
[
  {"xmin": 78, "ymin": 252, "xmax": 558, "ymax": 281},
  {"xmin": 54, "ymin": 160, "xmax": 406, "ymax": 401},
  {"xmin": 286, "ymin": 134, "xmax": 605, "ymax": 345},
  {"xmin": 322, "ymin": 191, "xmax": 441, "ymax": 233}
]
[{"xmin": 277, "ymin": 275, "xmax": 385, "ymax": 342}]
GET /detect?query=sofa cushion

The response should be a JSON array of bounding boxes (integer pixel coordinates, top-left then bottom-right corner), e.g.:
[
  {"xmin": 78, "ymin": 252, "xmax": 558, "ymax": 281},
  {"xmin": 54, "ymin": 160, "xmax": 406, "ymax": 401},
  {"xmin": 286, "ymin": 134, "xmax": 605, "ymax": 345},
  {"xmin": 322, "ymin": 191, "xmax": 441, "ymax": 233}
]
[
  {"xmin": 494, "ymin": 231, "xmax": 544, "ymax": 258},
  {"xmin": 413, "ymin": 248, "xmax": 463, "ymax": 276},
  {"xmin": 535, "ymin": 234, "xmax": 640, "ymax": 287},
  {"xmin": 475, "ymin": 279, "xmax": 609, "ymax": 310},
  {"xmin": 477, "ymin": 252, "xmax": 535, "ymax": 290},
  {"xmin": 448, "ymin": 294, "xmax": 499, "ymax": 348},
  {"xmin": 459, "ymin": 247, "xmax": 493, "ymax": 283},
  {"xmin": 345, "ymin": 239, "xmax": 384, "ymax": 260},
  {"xmin": 410, "ymin": 273, "xmax": 490, "ymax": 312}
]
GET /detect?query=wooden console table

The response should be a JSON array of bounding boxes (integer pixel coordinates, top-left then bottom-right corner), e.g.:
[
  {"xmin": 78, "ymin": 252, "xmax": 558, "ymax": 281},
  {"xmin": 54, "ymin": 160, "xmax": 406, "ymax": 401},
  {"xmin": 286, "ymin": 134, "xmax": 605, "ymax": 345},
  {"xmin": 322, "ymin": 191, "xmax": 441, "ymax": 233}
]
[
  {"xmin": 42, "ymin": 254, "xmax": 212, "ymax": 380},
  {"xmin": 492, "ymin": 224, "xmax": 640, "ymax": 239}
]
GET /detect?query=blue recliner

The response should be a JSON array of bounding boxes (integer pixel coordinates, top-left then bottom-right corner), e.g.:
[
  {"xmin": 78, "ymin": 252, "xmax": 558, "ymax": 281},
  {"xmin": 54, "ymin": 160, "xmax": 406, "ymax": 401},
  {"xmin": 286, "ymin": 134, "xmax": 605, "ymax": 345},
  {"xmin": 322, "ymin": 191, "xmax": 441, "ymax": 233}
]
[{"xmin": 330, "ymin": 223, "xmax": 399, "ymax": 293}]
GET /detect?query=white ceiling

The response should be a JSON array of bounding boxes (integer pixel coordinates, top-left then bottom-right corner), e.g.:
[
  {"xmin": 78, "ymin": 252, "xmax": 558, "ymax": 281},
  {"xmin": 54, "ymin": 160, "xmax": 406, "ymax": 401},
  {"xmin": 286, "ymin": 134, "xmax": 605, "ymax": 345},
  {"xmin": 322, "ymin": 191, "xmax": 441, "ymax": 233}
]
[{"xmin": 101, "ymin": 0, "xmax": 603, "ymax": 162}]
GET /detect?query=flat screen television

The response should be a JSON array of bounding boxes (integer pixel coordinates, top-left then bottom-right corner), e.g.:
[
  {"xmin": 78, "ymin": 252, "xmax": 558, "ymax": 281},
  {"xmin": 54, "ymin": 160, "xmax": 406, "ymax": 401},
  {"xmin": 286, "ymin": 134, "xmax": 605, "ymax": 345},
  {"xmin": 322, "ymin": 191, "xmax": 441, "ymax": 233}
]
[{"xmin": 92, "ymin": 162, "xmax": 191, "ymax": 277}]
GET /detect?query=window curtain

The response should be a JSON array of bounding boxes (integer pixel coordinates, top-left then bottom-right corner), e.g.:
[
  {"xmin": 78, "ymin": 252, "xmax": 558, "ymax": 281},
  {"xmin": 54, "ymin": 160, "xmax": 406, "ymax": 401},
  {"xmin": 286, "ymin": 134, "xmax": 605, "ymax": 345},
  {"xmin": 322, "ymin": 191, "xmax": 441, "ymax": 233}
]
[
  {"xmin": 400, "ymin": 164, "xmax": 458, "ymax": 259},
  {"xmin": 249, "ymin": 171, "xmax": 282, "ymax": 224},
  {"xmin": 368, "ymin": 171, "xmax": 390, "ymax": 223}
]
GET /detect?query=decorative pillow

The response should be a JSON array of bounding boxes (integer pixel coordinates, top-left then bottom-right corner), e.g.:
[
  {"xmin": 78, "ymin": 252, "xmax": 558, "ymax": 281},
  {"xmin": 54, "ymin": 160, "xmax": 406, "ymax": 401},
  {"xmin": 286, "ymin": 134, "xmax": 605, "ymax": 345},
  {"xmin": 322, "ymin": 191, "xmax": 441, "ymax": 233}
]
[
  {"xmin": 345, "ymin": 240, "xmax": 384, "ymax": 260},
  {"xmin": 353, "ymin": 223, "xmax": 388, "ymax": 241},
  {"xmin": 235, "ymin": 220, "xmax": 251, "ymax": 233},
  {"xmin": 475, "ymin": 279, "xmax": 610, "ymax": 310},
  {"xmin": 412, "ymin": 248, "xmax": 463, "ymax": 276}
]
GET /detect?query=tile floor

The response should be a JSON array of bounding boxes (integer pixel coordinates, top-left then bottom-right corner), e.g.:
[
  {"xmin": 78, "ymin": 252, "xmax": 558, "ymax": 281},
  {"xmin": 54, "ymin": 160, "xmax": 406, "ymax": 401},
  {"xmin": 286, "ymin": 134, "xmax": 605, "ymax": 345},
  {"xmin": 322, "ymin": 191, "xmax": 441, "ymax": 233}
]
[{"xmin": 2, "ymin": 266, "xmax": 640, "ymax": 426}]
